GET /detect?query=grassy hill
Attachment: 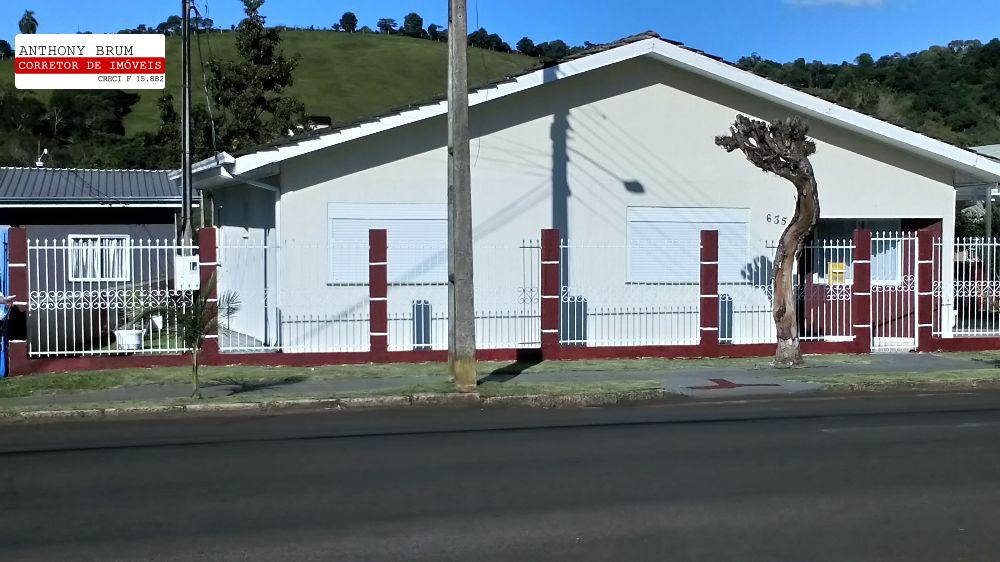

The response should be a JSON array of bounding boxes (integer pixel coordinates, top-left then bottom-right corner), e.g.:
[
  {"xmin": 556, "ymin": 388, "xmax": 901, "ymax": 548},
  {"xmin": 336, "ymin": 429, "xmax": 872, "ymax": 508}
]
[{"xmin": 0, "ymin": 31, "xmax": 540, "ymax": 136}]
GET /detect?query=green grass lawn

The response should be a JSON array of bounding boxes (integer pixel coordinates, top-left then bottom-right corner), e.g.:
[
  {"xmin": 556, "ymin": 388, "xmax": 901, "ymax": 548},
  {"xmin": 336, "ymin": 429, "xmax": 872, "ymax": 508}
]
[
  {"xmin": 0, "ymin": 362, "xmax": 451, "ymax": 399},
  {"xmin": 0, "ymin": 354, "xmax": 870, "ymax": 399},
  {"xmin": 4, "ymin": 351, "xmax": 1000, "ymax": 407},
  {"xmin": 1, "ymin": 31, "xmax": 540, "ymax": 136},
  {"xmin": 783, "ymin": 369, "xmax": 1000, "ymax": 390}
]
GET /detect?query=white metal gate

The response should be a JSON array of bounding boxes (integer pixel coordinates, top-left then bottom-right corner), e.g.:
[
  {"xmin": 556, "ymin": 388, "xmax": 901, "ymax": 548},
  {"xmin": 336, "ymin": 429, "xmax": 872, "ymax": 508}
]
[{"xmin": 870, "ymin": 232, "xmax": 917, "ymax": 352}]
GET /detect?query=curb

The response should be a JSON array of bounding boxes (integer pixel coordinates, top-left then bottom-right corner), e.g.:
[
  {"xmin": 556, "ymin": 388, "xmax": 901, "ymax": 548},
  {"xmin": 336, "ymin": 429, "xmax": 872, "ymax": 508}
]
[{"xmin": 0, "ymin": 388, "xmax": 673, "ymax": 423}]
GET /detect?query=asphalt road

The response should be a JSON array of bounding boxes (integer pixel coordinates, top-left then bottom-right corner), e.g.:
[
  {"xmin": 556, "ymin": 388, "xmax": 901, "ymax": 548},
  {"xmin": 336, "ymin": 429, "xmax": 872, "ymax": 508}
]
[{"xmin": 2, "ymin": 392, "xmax": 1000, "ymax": 561}]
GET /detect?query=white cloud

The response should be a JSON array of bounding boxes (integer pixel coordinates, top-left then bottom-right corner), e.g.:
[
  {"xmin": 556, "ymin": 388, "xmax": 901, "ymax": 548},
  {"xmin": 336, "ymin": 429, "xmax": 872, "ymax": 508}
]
[{"xmin": 784, "ymin": 0, "xmax": 885, "ymax": 6}]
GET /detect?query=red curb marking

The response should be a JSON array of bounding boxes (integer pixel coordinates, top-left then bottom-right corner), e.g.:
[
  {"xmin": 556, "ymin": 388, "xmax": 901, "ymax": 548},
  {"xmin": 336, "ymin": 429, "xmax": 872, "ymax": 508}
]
[{"xmin": 687, "ymin": 378, "xmax": 782, "ymax": 390}]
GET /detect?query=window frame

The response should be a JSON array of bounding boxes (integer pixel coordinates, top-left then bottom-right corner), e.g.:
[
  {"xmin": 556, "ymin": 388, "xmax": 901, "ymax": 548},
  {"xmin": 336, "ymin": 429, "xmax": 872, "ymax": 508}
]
[
  {"xmin": 66, "ymin": 234, "xmax": 133, "ymax": 283},
  {"xmin": 868, "ymin": 233, "xmax": 906, "ymax": 287}
]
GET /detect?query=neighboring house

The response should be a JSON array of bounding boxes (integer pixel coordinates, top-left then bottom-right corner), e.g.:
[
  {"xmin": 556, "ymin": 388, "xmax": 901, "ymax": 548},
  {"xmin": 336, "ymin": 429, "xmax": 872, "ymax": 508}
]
[
  {"xmin": 189, "ymin": 32, "xmax": 1000, "ymax": 353},
  {"xmin": 0, "ymin": 167, "xmax": 191, "ymax": 354},
  {"xmin": 957, "ymin": 145, "xmax": 1000, "ymax": 206}
]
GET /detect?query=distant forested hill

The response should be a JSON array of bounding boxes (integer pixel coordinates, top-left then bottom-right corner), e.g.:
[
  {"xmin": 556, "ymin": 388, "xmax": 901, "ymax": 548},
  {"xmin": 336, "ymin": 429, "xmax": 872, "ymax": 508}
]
[
  {"xmin": 736, "ymin": 39, "xmax": 1000, "ymax": 148},
  {"xmin": 2, "ymin": 30, "xmax": 998, "ymax": 170}
]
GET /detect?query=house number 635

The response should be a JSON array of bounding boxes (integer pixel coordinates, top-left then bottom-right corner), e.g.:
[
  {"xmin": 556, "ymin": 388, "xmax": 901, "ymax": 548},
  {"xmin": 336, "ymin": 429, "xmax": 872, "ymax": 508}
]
[{"xmin": 766, "ymin": 214, "xmax": 789, "ymax": 225}]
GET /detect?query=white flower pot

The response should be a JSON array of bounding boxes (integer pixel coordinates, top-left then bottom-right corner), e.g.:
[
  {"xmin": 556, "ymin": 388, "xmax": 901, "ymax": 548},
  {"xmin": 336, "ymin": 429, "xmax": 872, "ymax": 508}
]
[
  {"xmin": 114, "ymin": 328, "xmax": 147, "ymax": 350},
  {"xmin": 151, "ymin": 315, "xmax": 164, "ymax": 330}
]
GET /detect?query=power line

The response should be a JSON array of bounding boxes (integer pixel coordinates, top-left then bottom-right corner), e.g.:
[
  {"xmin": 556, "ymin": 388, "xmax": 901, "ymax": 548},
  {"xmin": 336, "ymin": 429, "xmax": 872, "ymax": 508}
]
[
  {"xmin": 193, "ymin": 1, "xmax": 218, "ymax": 153},
  {"xmin": 67, "ymin": 169, "xmax": 132, "ymax": 207}
]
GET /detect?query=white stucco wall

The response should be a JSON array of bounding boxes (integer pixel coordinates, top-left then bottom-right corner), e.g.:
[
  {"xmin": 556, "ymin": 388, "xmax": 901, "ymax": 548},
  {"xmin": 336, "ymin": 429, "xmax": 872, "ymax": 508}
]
[
  {"xmin": 213, "ymin": 183, "xmax": 281, "ymax": 349},
  {"xmin": 228, "ymin": 56, "xmax": 960, "ymax": 349}
]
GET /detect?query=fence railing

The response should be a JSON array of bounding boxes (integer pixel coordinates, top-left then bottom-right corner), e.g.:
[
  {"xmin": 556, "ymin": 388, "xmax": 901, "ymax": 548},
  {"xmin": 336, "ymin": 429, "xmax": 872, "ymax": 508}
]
[
  {"xmin": 27, "ymin": 237, "xmax": 197, "ymax": 357},
  {"xmin": 387, "ymin": 310, "xmax": 542, "ymax": 352},
  {"xmin": 559, "ymin": 241, "xmax": 701, "ymax": 347},
  {"xmin": 37, "ymin": 228, "xmax": 997, "ymax": 361},
  {"xmin": 869, "ymin": 232, "xmax": 916, "ymax": 352},
  {"xmin": 216, "ymin": 238, "xmax": 372, "ymax": 353},
  {"xmin": 936, "ymin": 237, "xmax": 1000, "ymax": 337},
  {"xmin": 215, "ymin": 237, "xmax": 542, "ymax": 353},
  {"xmin": 382, "ymin": 240, "xmax": 541, "ymax": 351},
  {"xmin": 717, "ymin": 238, "xmax": 854, "ymax": 345},
  {"xmin": 280, "ymin": 312, "xmax": 370, "ymax": 353}
]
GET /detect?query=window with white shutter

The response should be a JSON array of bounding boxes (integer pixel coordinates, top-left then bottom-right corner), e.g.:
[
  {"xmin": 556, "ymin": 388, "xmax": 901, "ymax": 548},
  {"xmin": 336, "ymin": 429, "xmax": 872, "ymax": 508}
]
[
  {"xmin": 328, "ymin": 203, "xmax": 447, "ymax": 285},
  {"xmin": 627, "ymin": 207, "xmax": 749, "ymax": 284},
  {"xmin": 67, "ymin": 235, "xmax": 131, "ymax": 282}
]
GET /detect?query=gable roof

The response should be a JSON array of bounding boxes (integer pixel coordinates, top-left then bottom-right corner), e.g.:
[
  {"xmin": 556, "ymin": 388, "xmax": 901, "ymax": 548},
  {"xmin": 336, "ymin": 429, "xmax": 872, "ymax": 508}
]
[
  {"xmin": 192, "ymin": 32, "xmax": 1000, "ymax": 185},
  {"xmin": 0, "ymin": 167, "xmax": 182, "ymax": 207}
]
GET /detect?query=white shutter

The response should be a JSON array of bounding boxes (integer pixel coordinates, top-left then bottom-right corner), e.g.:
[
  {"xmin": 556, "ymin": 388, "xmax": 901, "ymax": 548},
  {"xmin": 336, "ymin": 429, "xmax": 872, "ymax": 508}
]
[
  {"xmin": 328, "ymin": 203, "xmax": 447, "ymax": 285},
  {"xmin": 627, "ymin": 207, "xmax": 749, "ymax": 284},
  {"xmin": 385, "ymin": 218, "xmax": 447, "ymax": 284},
  {"xmin": 328, "ymin": 218, "xmax": 375, "ymax": 284},
  {"xmin": 628, "ymin": 221, "xmax": 699, "ymax": 283}
]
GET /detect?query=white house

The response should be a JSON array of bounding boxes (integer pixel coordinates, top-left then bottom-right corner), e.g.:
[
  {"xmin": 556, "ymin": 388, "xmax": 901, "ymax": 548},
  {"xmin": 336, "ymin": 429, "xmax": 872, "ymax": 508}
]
[{"xmin": 189, "ymin": 33, "xmax": 1000, "ymax": 354}]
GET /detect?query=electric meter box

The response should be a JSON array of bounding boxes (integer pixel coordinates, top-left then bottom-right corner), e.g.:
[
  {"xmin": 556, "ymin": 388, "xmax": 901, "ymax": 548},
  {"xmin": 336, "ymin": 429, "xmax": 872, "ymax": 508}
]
[
  {"xmin": 828, "ymin": 262, "xmax": 847, "ymax": 284},
  {"xmin": 174, "ymin": 255, "xmax": 201, "ymax": 291}
]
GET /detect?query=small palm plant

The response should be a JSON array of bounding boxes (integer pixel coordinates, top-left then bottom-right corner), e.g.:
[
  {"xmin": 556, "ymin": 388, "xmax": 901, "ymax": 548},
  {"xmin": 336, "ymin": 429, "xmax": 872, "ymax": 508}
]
[
  {"xmin": 219, "ymin": 290, "xmax": 242, "ymax": 332},
  {"xmin": 142, "ymin": 273, "xmax": 221, "ymax": 399}
]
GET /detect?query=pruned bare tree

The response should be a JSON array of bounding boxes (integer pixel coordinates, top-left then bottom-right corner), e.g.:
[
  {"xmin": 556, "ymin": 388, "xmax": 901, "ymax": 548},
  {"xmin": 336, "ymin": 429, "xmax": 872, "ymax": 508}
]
[{"xmin": 716, "ymin": 115, "xmax": 820, "ymax": 366}]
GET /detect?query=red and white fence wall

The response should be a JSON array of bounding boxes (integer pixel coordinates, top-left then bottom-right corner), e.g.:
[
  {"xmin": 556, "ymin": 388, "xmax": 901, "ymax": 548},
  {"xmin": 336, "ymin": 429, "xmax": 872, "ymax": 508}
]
[{"xmin": 8, "ymin": 222, "xmax": 1000, "ymax": 375}]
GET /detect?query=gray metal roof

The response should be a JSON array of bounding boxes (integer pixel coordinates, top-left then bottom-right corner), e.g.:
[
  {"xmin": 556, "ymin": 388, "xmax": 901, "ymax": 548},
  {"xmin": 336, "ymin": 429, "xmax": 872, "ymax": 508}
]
[
  {"xmin": 0, "ymin": 167, "xmax": 181, "ymax": 206},
  {"xmin": 974, "ymin": 145, "xmax": 1000, "ymax": 159}
]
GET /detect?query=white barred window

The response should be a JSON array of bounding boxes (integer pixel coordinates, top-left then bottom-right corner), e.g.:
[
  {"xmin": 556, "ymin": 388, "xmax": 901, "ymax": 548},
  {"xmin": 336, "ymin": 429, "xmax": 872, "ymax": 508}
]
[{"xmin": 67, "ymin": 235, "xmax": 131, "ymax": 282}]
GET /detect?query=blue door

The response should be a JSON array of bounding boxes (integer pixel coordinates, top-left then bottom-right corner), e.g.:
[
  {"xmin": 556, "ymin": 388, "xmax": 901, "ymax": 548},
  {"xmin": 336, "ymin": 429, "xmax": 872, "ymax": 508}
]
[{"xmin": 0, "ymin": 228, "xmax": 8, "ymax": 377}]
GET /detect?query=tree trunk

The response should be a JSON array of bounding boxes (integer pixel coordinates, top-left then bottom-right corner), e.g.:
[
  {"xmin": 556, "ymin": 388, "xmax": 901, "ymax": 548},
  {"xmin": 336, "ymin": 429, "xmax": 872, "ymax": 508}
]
[
  {"xmin": 191, "ymin": 348, "xmax": 202, "ymax": 399},
  {"xmin": 716, "ymin": 116, "xmax": 821, "ymax": 367},
  {"xmin": 772, "ymin": 174, "xmax": 820, "ymax": 367}
]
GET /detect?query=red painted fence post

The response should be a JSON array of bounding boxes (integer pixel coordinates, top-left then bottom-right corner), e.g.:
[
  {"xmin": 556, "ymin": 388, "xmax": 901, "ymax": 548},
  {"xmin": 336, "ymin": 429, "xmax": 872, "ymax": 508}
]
[
  {"xmin": 851, "ymin": 228, "xmax": 872, "ymax": 354},
  {"xmin": 916, "ymin": 229, "xmax": 935, "ymax": 352},
  {"xmin": 700, "ymin": 230, "xmax": 719, "ymax": 357},
  {"xmin": 369, "ymin": 229, "xmax": 388, "ymax": 355},
  {"xmin": 540, "ymin": 229, "xmax": 561, "ymax": 358},
  {"xmin": 6, "ymin": 227, "xmax": 30, "ymax": 375},
  {"xmin": 197, "ymin": 227, "xmax": 220, "ymax": 357}
]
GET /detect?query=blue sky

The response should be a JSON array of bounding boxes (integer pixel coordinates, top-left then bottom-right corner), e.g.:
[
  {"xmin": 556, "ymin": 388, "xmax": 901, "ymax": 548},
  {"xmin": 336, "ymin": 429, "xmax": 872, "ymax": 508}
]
[{"xmin": 3, "ymin": 0, "xmax": 999, "ymax": 63}]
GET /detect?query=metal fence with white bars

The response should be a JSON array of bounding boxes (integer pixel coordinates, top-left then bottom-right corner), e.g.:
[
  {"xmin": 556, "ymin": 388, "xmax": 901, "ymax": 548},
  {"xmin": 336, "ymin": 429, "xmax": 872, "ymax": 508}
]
[
  {"xmin": 213, "ymin": 233, "xmax": 875, "ymax": 353},
  {"xmin": 936, "ymin": 236, "xmax": 1000, "ymax": 338},
  {"xmin": 385, "ymin": 239, "xmax": 541, "ymax": 351},
  {"xmin": 216, "ymin": 237, "xmax": 371, "ymax": 354},
  {"xmin": 214, "ymin": 235, "xmax": 541, "ymax": 354},
  {"xmin": 866, "ymin": 231, "xmax": 917, "ymax": 352},
  {"xmin": 26, "ymin": 237, "xmax": 197, "ymax": 357},
  {"xmin": 30, "ymin": 228, "xmax": 966, "ymax": 359},
  {"xmin": 559, "ymin": 240, "xmax": 701, "ymax": 347},
  {"xmin": 719, "ymin": 238, "xmax": 855, "ymax": 346}
]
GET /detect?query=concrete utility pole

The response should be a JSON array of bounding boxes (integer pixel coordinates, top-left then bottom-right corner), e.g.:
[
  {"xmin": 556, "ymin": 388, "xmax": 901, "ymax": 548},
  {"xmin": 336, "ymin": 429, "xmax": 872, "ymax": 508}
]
[
  {"xmin": 179, "ymin": 0, "xmax": 193, "ymax": 242},
  {"xmin": 447, "ymin": 0, "xmax": 477, "ymax": 390}
]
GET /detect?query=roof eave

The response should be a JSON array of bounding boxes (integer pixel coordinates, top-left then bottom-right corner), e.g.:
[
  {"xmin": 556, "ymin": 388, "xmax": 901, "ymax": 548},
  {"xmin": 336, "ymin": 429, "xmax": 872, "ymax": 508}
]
[
  {"xmin": 171, "ymin": 152, "xmax": 236, "ymax": 183},
  {"xmin": 229, "ymin": 39, "xmax": 658, "ymax": 177},
  {"xmin": 644, "ymin": 42, "xmax": 1000, "ymax": 183},
  {"xmin": 225, "ymin": 36, "xmax": 1000, "ymax": 184}
]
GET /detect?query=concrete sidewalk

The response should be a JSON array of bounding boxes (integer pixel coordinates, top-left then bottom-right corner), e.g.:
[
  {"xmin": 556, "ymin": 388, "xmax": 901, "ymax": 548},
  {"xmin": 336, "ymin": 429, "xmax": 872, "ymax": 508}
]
[{"xmin": 1, "ymin": 352, "xmax": 995, "ymax": 413}]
